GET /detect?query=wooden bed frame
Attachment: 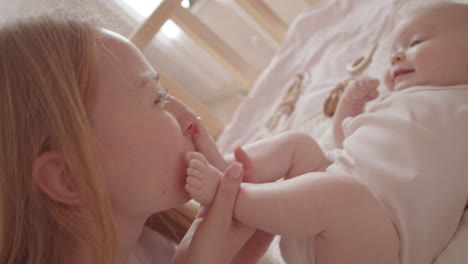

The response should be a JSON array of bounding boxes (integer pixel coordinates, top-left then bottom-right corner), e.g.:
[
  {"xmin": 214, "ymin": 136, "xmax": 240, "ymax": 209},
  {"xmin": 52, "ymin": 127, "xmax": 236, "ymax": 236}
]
[{"xmin": 129, "ymin": 0, "xmax": 318, "ymax": 139}]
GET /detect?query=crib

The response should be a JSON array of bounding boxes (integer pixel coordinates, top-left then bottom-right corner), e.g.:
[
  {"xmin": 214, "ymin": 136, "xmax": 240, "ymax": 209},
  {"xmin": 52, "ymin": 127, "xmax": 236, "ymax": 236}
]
[{"xmin": 131, "ymin": 0, "xmax": 468, "ymax": 263}]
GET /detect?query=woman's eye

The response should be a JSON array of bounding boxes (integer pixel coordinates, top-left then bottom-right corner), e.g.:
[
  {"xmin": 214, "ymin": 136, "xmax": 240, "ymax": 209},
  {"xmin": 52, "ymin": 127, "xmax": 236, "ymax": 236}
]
[{"xmin": 154, "ymin": 90, "xmax": 170, "ymax": 107}]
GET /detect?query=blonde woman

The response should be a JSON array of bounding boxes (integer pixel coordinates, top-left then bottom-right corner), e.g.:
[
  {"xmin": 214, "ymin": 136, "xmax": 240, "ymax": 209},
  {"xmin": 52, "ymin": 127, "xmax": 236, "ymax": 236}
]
[{"xmin": 0, "ymin": 14, "xmax": 262, "ymax": 264}]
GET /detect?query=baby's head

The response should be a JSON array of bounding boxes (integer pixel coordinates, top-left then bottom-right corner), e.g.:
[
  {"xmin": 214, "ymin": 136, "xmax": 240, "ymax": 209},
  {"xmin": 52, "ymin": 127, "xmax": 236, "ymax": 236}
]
[{"xmin": 384, "ymin": 2, "xmax": 468, "ymax": 91}]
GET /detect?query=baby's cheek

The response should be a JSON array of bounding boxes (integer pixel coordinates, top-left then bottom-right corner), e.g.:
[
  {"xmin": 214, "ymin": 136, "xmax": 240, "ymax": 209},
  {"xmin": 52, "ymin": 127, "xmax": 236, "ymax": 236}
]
[{"xmin": 383, "ymin": 69, "xmax": 394, "ymax": 91}]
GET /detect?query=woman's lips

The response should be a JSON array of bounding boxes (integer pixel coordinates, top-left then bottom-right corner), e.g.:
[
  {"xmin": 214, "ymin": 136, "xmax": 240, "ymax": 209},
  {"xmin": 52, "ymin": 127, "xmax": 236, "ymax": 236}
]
[{"xmin": 393, "ymin": 69, "xmax": 415, "ymax": 80}]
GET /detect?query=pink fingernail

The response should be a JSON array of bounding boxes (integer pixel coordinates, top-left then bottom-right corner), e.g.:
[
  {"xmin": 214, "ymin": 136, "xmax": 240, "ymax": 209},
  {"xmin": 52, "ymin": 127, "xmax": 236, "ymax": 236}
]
[{"xmin": 228, "ymin": 162, "xmax": 243, "ymax": 179}]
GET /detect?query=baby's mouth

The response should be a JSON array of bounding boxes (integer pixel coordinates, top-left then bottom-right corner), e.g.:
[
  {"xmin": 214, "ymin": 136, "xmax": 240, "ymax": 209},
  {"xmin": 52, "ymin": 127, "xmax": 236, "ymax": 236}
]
[{"xmin": 393, "ymin": 69, "xmax": 415, "ymax": 80}]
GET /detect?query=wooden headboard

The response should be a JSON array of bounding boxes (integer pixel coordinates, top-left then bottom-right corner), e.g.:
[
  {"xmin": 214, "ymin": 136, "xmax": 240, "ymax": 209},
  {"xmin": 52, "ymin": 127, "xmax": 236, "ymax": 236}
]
[{"xmin": 129, "ymin": 0, "xmax": 319, "ymax": 139}]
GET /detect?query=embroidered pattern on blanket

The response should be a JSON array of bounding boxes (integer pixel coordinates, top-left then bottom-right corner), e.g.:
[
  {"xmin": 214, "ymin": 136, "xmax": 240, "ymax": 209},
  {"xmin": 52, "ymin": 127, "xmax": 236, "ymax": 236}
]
[{"xmin": 265, "ymin": 73, "xmax": 304, "ymax": 130}]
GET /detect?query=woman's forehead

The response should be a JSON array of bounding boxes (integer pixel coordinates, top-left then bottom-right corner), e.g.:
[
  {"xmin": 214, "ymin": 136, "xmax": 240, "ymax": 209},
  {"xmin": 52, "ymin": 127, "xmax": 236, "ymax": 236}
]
[
  {"xmin": 94, "ymin": 29, "xmax": 158, "ymax": 98},
  {"xmin": 97, "ymin": 30, "xmax": 134, "ymax": 64},
  {"xmin": 96, "ymin": 31, "xmax": 144, "ymax": 80}
]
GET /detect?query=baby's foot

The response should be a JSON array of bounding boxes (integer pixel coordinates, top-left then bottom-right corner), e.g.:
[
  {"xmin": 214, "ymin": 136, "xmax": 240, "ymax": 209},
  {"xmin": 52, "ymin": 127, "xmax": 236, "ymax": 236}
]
[
  {"xmin": 191, "ymin": 118, "xmax": 229, "ymax": 172},
  {"xmin": 185, "ymin": 151, "xmax": 223, "ymax": 206}
]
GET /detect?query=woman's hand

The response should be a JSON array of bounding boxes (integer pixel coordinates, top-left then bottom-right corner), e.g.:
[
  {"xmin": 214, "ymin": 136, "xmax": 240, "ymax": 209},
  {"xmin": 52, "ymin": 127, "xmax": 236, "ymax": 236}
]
[
  {"xmin": 231, "ymin": 147, "xmax": 274, "ymax": 264},
  {"xmin": 173, "ymin": 162, "xmax": 254, "ymax": 264}
]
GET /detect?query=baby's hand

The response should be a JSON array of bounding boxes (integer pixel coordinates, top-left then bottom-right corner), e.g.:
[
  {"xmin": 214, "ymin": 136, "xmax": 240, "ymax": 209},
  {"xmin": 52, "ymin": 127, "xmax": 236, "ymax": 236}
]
[{"xmin": 343, "ymin": 76, "xmax": 380, "ymax": 104}]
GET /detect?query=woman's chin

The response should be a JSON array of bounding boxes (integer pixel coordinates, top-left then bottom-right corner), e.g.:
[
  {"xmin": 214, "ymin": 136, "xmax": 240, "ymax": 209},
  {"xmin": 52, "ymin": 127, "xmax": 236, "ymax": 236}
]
[{"xmin": 177, "ymin": 190, "xmax": 192, "ymax": 205}]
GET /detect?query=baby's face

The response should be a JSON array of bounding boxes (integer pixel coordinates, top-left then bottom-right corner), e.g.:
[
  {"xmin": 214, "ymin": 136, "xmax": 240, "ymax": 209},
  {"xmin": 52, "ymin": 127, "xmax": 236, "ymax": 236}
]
[{"xmin": 384, "ymin": 3, "xmax": 468, "ymax": 91}]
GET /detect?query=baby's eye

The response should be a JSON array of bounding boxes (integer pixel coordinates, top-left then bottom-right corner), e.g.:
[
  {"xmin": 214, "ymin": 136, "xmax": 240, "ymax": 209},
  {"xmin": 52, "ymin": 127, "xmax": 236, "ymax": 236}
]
[
  {"xmin": 410, "ymin": 39, "xmax": 423, "ymax": 47},
  {"xmin": 154, "ymin": 89, "xmax": 170, "ymax": 107}
]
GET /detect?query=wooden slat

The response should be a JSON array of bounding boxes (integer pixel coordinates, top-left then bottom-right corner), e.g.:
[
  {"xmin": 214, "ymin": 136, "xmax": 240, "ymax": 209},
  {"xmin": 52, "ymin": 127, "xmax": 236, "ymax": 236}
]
[
  {"xmin": 234, "ymin": 0, "xmax": 287, "ymax": 44},
  {"xmin": 171, "ymin": 5, "xmax": 257, "ymax": 89},
  {"xmin": 129, "ymin": 0, "xmax": 180, "ymax": 50},
  {"xmin": 129, "ymin": 0, "xmax": 226, "ymax": 139},
  {"xmin": 159, "ymin": 74, "xmax": 225, "ymax": 139}
]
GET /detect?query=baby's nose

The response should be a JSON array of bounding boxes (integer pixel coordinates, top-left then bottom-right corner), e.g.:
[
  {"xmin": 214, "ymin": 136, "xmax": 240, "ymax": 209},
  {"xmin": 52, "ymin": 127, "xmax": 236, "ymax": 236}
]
[{"xmin": 391, "ymin": 51, "xmax": 405, "ymax": 65}]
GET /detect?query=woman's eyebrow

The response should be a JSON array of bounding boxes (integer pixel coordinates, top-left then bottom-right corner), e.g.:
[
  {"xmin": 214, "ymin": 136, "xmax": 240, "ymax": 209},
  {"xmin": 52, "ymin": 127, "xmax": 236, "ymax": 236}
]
[{"xmin": 140, "ymin": 71, "xmax": 159, "ymax": 88}]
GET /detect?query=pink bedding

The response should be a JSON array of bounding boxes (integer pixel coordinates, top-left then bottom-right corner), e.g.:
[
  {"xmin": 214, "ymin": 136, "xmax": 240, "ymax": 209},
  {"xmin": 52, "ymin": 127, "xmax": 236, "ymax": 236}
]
[{"xmin": 217, "ymin": 0, "xmax": 402, "ymax": 154}]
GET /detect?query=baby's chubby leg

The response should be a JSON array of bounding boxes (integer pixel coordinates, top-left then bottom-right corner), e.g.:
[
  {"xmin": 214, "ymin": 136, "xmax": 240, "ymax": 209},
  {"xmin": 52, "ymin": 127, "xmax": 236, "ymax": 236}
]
[
  {"xmin": 190, "ymin": 119, "xmax": 330, "ymax": 185},
  {"xmin": 190, "ymin": 118, "xmax": 229, "ymax": 171},
  {"xmin": 240, "ymin": 131, "xmax": 331, "ymax": 183},
  {"xmin": 185, "ymin": 151, "xmax": 224, "ymax": 206},
  {"xmin": 234, "ymin": 172, "xmax": 400, "ymax": 264}
]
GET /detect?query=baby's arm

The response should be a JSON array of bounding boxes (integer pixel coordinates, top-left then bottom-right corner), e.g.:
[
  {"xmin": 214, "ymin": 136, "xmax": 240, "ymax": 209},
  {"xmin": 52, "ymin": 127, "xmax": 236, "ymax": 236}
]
[{"xmin": 333, "ymin": 76, "xmax": 379, "ymax": 148}]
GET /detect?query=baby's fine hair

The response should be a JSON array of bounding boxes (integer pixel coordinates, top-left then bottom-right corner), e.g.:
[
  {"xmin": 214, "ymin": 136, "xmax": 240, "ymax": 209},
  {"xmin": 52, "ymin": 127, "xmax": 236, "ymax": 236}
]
[
  {"xmin": 394, "ymin": 0, "xmax": 468, "ymax": 25},
  {"xmin": 0, "ymin": 12, "xmax": 196, "ymax": 264}
]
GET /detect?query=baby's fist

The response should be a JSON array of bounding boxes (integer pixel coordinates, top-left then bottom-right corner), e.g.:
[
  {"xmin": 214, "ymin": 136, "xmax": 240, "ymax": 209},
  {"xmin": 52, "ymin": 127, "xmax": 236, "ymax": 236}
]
[{"xmin": 344, "ymin": 76, "xmax": 380, "ymax": 104}]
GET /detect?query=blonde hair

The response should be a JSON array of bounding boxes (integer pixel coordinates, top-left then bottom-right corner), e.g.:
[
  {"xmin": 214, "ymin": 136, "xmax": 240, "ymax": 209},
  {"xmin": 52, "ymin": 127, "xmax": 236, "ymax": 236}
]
[{"xmin": 0, "ymin": 14, "xmax": 196, "ymax": 264}]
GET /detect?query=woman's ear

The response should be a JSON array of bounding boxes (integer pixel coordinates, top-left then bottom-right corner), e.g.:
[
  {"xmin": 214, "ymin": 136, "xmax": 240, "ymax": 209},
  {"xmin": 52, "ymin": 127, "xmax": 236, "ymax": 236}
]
[{"xmin": 32, "ymin": 151, "xmax": 81, "ymax": 205}]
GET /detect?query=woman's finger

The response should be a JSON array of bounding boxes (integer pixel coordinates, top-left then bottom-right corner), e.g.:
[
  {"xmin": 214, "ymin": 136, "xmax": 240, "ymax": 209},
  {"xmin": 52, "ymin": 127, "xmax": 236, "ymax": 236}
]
[
  {"xmin": 173, "ymin": 162, "xmax": 249, "ymax": 264},
  {"xmin": 234, "ymin": 146, "xmax": 259, "ymax": 184},
  {"xmin": 204, "ymin": 162, "xmax": 243, "ymax": 228}
]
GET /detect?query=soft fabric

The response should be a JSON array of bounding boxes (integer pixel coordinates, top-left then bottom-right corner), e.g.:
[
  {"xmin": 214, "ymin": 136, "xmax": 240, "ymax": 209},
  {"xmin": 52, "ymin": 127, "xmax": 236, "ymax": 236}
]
[
  {"xmin": 326, "ymin": 85, "xmax": 468, "ymax": 264},
  {"xmin": 217, "ymin": 0, "xmax": 402, "ymax": 154}
]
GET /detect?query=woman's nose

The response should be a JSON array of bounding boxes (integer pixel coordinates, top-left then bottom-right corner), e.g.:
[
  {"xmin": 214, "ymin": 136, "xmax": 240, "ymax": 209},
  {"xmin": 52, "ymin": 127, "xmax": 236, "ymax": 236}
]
[
  {"xmin": 165, "ymin": 95, "xmax": 198, "ymax": 134},
  {"xmin": 391, "ymin": 51, "xmax": 405, "ymax": 65}
]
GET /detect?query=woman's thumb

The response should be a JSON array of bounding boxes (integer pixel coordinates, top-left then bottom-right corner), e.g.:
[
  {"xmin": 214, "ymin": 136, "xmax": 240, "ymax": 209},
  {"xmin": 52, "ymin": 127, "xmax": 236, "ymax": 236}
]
[
  {"xmin": 206, "ymin": 162, "xmax": 243, "ymax": 223},
  {"xmin": 234, "ymin": 146, "xmax": 259, "ymax": 184}
]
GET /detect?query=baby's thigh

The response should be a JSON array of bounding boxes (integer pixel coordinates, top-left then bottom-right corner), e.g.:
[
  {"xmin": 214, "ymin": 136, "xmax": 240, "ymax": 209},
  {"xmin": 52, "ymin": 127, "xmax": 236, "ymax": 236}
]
[
  {"xmin": 313, "ymin": 222, "xmax": 399, "ymax": 264},
  {"xmin": 243, "ymin": 131, "xmax": 327, "ymax": 181},
  {"xmin": 284, "ymin": 131, "xmax": 331, "ymax": 178}
]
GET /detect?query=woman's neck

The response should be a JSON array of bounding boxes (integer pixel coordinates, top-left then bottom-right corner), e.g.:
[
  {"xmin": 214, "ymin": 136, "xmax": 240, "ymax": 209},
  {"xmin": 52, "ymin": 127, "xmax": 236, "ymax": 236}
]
[
  {"xmin": 113, "ymin": 214, "xmax": 148, "ymax": 264},
  {"xmin": 68, "ymin": 213, "xmax": 148, "ymax": 264}
]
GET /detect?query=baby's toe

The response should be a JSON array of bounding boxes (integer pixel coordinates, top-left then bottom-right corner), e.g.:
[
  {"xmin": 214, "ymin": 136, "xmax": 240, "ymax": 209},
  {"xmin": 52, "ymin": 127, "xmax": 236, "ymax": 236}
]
[
  {"xmin": 187, "ymin": 166, "xmax": 203, "ymax": 179},
  {"xmin": 186, "ymin": 175, "xmax": 202, "ymax": 188},
  {"xmin": 189, "ymin": 159, "xmax": 206, "ymax": 172},
  {"xmin": 190, "ymin": 151, "xmax": 208, "ymax": 164}
]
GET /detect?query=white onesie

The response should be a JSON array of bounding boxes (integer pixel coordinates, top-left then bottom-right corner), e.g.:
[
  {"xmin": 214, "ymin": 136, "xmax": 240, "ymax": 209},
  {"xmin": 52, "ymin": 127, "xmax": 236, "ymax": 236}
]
[{"xmin": 281, "ymin": 84, "xmax": 468, "ymax": 264}]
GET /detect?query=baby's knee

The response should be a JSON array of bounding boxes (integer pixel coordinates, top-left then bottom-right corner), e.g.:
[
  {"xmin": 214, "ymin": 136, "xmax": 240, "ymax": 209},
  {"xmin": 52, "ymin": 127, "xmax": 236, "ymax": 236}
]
[
  {"xmin": 282, "ymin": 131, "xmax": 316, "ymax": 146},
  {"xmin": 282, "ymin": 131, "xmax": 322, "ymax": 154}
]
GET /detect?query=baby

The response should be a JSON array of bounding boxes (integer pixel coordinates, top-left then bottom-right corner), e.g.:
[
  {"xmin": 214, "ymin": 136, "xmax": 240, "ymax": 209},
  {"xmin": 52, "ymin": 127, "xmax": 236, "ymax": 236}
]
[{"xmin": 187, "ymin": 2, "xmax": 468, "ymax": 264}]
